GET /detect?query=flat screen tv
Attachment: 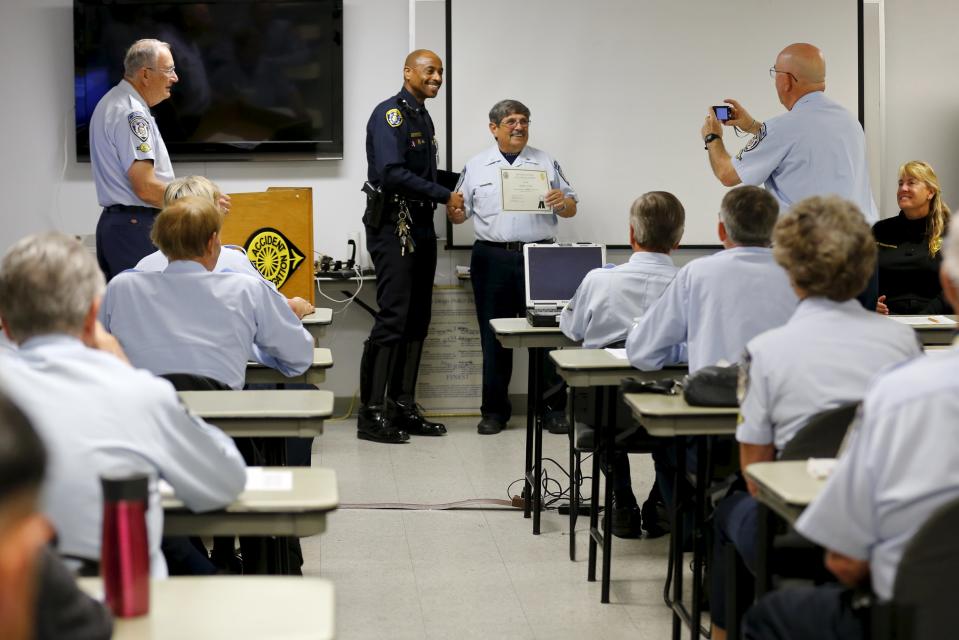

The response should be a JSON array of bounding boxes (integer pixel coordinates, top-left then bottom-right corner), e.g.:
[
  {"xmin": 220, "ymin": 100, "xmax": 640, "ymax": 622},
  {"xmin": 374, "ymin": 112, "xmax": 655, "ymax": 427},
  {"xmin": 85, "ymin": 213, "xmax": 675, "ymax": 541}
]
[{"xmin": 74, "ymin": 0, "xmax": 343, "ymax": 161}]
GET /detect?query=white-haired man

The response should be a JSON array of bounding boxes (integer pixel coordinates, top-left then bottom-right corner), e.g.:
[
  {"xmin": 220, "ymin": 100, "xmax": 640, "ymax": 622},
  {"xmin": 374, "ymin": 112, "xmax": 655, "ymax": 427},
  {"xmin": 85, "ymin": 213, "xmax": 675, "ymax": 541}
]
[{"xmin": 90, "ymin": 39, "xmax": 180, "ymax": 280}]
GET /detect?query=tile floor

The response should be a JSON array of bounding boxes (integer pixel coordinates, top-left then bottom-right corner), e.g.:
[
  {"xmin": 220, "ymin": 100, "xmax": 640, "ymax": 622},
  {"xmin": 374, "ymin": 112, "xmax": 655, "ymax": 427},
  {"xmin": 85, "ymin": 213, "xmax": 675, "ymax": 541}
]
[{"xmin": 302, "ymin": 416, "xmax": 681, "ymax": 639}]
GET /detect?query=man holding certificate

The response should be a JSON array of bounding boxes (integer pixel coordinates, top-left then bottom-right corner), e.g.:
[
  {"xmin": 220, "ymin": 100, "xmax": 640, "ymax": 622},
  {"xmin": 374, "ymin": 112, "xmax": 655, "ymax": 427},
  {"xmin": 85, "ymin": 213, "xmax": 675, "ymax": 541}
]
[{"xmin": 448, "ymin": 99, "xmax": 577, "ymax": 435}]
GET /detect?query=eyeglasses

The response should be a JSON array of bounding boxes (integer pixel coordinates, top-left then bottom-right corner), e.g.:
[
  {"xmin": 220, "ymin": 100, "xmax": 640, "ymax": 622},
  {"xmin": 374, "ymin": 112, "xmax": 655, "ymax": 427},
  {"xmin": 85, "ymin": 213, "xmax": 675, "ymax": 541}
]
[
  {"xmin": 768, "ymin": 67, "xmax": 797, "ymax": 82},
  {"xmin": 499, "ymin": 117, "xmax": 530, "ymax": 129},
  {"xmin": 146, "ymin": 66, "xmax": 177, "ymax": 77}
]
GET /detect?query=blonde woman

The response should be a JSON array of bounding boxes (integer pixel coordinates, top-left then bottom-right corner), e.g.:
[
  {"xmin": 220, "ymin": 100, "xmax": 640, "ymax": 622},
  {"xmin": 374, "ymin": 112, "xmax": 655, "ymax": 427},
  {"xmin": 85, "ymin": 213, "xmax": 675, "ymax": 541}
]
[{"xmin": 873, "ymin": 160, "xmax": 952, "ymax": 314}]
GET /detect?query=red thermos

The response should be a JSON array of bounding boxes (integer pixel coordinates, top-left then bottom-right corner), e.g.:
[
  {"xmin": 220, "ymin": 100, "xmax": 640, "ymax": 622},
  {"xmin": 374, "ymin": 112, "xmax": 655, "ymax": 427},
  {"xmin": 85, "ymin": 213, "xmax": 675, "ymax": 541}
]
[{"xmin": 100, "ymin": 474, "xmax": 150, "ymax": 617}]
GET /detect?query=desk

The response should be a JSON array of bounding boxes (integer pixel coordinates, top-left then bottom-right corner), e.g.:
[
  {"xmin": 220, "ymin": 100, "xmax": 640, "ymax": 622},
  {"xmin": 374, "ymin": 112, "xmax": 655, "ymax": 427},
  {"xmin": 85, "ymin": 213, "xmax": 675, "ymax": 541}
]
[
  {"xmin": 624, "ymin": 392, "xmax": 738, "ymax": 639},
  {"xmin": 746, "ymin": 460, "xmax": 825, "ymax": 524},
  {"xmin": 490, "ymin": 318, "xmax": 577, "ymax": 535},
  {"xmin": 551, "ymin": 348, "xmax": 686, "ymax": 387},
  {"xmin": 78, "ymin": 576, "xmax": 335, "ymax": 639},
  {"xmin": 162, "ymin": 466, "xmax": 339, "ymax": 537},
  {"xmin": 552, "ymin": 349, "xmax": 687, "ymax": 590},
  {"xmin": 178, "ymin": 389, "xmax": 333, "ymax": 439},
  {"xmin": 889, "ymin": 314, "xmax": 957, "ymax": 345},
  {"xmin": 302, "ymin": 308, "xmax": 333, "ymax": 344},
  {"xmin": 246, "ymin": 348, "xmax": 334, "ymax": 385}
]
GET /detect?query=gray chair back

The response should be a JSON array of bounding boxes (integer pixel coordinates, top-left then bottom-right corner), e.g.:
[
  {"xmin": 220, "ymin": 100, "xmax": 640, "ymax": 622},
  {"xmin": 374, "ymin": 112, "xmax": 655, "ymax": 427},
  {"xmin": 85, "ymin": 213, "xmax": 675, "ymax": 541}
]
[
  {"xmin": 881, "ymin": 495, "xmax": 959, "ymax": 639},
  {"xmin": 779, "ymin": 402, "xmax": 858, "ymax": 461}
]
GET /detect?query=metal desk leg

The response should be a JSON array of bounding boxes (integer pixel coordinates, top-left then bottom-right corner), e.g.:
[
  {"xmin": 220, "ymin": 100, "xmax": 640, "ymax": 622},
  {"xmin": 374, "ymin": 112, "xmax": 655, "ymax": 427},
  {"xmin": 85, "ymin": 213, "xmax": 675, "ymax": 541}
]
[
  {"xmin": 569, "ymin": 389, "xmax": 578, "ymax": 561},
  {"xmin": 690, "ymin": 436, "xmax": 709, "ymax": 638},
  {"xmin": 587, "ymin": 385, "xmax": 605, "ymax": 582},
  {"xmin": 600, "ymin": 386, "xmax": 616, "ymax": 603},
  {"xmin": 523, "ymin": 348, "xmax": 535, "ymax": 521},
  {"xmin": 670, "ymin": 437, "xmax": 686, "ymax": 640},
  {"xmin": 532, "ymin": 347, "xmax": 544, "ymax": 535}
]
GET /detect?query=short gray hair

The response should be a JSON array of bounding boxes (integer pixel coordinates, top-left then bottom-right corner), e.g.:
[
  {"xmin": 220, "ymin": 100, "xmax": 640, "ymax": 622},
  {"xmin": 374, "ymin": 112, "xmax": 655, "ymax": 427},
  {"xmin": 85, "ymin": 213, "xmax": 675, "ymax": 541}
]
[
  {"xmin": 942, "ymin": 216, "xmax": 959, "ymax": 286},
  {"xmin": 630, "ymin": 191, "xmax": 685, "ymax": 253},
  {"xmin": 0, "ymin": 233, "xmax": 105, "ymax": 342},
  {"xmin": 488, "ymin": 99, "xmax": 530, "ymax": 125},
  {"xmin": 719, "ymin": 186, "xmax": 779, "ymax": 246},
  {"xmin": 123, "ymin": 39, "xmax": 171, "ymax": 77}
]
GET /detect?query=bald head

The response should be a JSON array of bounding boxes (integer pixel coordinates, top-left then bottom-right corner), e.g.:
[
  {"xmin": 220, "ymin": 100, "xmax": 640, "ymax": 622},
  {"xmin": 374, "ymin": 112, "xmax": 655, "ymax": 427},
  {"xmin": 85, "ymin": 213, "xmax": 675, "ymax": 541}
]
[
  {"xmin": 777, "ymin": 43, "xmax": 826, "ymax": 85},
  {"xmin": 404, "ymin": 49, "xmax": 440, "ymax": 69},
  {"xmin": 403, "ymin": 49, "xmax": 444, "ymax": 103}
]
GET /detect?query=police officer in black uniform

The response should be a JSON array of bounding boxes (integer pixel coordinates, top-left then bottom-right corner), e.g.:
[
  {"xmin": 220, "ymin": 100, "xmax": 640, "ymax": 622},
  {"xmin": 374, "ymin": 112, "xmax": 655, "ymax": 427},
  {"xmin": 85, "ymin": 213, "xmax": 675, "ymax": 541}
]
[{"xmin": 359, "ymin": 50, "xmax": 465, "ymax": 444}]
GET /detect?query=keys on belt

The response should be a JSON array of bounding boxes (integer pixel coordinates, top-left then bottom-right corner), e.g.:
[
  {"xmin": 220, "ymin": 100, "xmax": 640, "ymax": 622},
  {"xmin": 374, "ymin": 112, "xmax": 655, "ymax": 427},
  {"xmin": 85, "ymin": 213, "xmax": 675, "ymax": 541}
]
[{"xmin": 395, "ymin": 201, "xmax": 416, "ymax": 257}]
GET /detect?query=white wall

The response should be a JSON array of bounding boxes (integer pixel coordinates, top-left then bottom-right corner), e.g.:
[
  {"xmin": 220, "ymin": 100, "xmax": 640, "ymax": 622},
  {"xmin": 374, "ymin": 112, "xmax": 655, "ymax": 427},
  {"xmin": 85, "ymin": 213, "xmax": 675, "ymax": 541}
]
[
  {"xmin": 882, "ymin": 0, "xmax": 958, "ymax": 218},
  {"xmin": 4, "ymin": 1, "xmax": 926, "ymax": 404}
]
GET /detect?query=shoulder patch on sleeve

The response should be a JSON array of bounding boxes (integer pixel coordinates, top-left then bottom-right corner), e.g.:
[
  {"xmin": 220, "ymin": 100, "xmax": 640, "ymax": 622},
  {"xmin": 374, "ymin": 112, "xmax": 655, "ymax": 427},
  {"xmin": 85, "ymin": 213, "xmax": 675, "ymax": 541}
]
[
  {"xmin": 737, "ymin": 350, "xmax": 752, "ymax": 405},
  {"xmin": 736, "ymin": 122, "xmax": 767, "ymax": 160},
  {"xmin": 385, "ymin": 108, "xmax": 404, "ymax": 128},
  {"xmin": 128, "ymin": 112, "xmax": 152, "ymax": 142}
]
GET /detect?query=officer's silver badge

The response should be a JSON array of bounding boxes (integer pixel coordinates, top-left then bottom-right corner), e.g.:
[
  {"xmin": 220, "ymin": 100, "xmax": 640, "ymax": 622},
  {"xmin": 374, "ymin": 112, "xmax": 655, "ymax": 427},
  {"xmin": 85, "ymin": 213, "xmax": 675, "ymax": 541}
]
[
  {"xmin": 128, "ymin": 112, "xmax": 151, "ymax": 142},
  {"xmin": 385, "ymin": 108, "xmax": 403, "ymax": 128},
  {"xmin": 736, "ymin": 122, "xmax": 767, "ymax": 160}
]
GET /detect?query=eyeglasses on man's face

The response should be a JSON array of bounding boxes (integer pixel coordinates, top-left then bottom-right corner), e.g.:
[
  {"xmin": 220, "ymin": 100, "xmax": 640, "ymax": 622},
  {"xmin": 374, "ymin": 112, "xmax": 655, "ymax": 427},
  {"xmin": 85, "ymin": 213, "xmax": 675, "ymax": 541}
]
[
  {"xmin": 499, "ymin": 117, "xmax": 530, "ymax": 129},
  {"xmin": 768, "ymin": 67, "xmax": 797, "ymax": 82}
]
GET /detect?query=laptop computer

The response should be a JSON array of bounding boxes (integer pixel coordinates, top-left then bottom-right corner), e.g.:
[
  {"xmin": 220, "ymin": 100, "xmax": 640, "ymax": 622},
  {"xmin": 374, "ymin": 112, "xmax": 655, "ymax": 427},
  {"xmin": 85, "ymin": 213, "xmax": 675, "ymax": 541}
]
[{"xmin": 523, "ymin": 243, "xmax": 606, "ymax": 327}]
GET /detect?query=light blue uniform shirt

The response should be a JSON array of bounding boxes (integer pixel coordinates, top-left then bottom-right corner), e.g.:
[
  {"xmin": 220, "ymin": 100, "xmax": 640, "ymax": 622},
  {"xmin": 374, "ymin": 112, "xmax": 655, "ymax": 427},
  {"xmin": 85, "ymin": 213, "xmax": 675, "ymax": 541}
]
[
  {"xmin": 560, "ymin": 251, "xmax": 678, "ymax": 348},
  {"xmin": 0, "ymin": 336, "xmax": 246, "ymax": 578},
  {"xmin": 90, "ymin": 80, "xmax": 174, "ymax": 208},
  {"xmin": 732, "ymin": 91, "xmax": 878, "ymax": 223},
  {"xmin": 626, "ymin": 247, "xmax": 798, "ymax": 373},
  {"xmin": 458, "ymin": 145, "xmax": 577, "ymax": 242},
  {"xmin": 737, "ymin": 298, "xmax": 921, "ymax": 450},
  {"xmin": 796, "ymin": 341, "xmax": 959, "ymax": 600},
  {"xmin": 100, "ymin": 261, "xmax": 313, "ymax": 389},
  {"xmin": 136, "ymin": 245, "xmax": 265, "ymax": 281}
]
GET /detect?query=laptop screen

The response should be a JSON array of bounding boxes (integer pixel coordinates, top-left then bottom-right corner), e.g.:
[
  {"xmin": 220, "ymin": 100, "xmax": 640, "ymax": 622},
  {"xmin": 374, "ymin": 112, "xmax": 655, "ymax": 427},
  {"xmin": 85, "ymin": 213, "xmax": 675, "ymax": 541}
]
[{"xmin": 524, "ymin": 244, "xmax": 606, "ymax": 307}]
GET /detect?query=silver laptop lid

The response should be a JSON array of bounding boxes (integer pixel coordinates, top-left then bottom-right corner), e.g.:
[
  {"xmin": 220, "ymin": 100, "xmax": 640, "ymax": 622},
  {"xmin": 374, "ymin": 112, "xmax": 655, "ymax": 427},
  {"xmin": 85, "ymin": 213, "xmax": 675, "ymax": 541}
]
[{"xmin": 523, "ymin": 243, "xmax": 606, "ymax": 308}]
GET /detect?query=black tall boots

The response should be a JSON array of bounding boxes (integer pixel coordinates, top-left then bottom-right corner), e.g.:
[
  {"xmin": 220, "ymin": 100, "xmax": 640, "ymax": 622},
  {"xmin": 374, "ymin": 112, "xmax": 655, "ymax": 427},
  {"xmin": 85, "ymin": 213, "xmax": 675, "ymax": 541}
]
[
  {"xmin": 388, "ymin": 339, "xmax": 446, "ymax": 436},
  {"xmin": 357, "ymin": 340, "xmax": 409, "ymax": 443}
]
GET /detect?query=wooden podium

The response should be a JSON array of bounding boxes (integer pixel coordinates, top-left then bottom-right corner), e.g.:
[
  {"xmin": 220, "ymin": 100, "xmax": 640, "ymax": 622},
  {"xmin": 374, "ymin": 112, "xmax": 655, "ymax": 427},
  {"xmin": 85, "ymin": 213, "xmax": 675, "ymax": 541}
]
[{"xmin": 219, "ymin": 187, "xmax": 314, "ymax": 304}]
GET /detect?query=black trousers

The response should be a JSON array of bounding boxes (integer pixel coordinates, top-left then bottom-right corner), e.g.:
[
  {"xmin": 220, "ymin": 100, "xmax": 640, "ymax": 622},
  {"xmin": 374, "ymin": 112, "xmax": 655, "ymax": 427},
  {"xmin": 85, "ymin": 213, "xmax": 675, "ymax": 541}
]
[
  {"xmin": 470, "ymin": 241, "xmax": 566, "ymax": 421},
  {"xmin": 366, "ymin": 221, "xmax": 437, "ymax": 345},
  {"xmin": 95, "ymin": 205, "xmax": 159, "ymax": 281},
  {"xmin": 744, "ymin": 584, "xmax": 868, "ymax": 640}
]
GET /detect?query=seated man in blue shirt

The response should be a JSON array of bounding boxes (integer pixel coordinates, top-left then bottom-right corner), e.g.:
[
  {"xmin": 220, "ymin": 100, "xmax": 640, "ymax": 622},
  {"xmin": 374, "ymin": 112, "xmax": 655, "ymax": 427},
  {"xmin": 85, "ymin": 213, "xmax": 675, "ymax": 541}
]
[
  {"xmin": 741, "ymin": 214, "xmax": 959, "ymax": 640},
  {"xmin": 709, "ymin": 197, "xmax": 921, "ymax": 640},
  {"xmin": 0, "ymin": 232, "xmax": 246, "ymax": 578},
  {"xmin": 626, "ymin": 186, "xmax": 798, "ymax": 529},
  {"xmin": 559, "ymin": 191, "xmax": 684, "ymax": 536},
  {"xmin": 101, "ymin": 196, "xmax": 314, "ymax": 390}
]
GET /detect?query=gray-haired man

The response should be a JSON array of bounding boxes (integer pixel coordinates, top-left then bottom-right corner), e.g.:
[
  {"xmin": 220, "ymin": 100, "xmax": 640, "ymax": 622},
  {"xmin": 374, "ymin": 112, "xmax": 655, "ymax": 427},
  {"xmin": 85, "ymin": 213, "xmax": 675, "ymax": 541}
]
[
  {"xmin": 449, "ymin": 99, "xmax": 578, "ymax": 435},
  {"xmin": 90, "ymin": 38, "xmax": 179, "ymax": 280}
]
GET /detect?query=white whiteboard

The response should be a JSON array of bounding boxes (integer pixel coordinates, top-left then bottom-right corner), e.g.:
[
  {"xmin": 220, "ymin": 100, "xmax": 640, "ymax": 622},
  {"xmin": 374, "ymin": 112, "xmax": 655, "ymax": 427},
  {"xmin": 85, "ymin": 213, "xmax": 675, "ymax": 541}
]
[{"xmin": 447, "ymin": 0, "xmax": 860, "ymax": 247}]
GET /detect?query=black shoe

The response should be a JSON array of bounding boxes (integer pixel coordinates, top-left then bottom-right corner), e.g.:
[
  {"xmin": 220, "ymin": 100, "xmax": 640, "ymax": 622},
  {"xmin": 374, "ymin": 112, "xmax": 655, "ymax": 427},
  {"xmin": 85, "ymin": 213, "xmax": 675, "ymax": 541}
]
[
  {"xmin": 610, "ymin": 504, "xmax": 643, "ymax": 538},
  {"xmin": 357, "ymin": 409, "xmax": 409, "ymax": 444},
  {"xmin": 641, "ymin": 497, "xmax": 670, "ymax": 539},
  {"xmin": 477, "ymin": 416, "xmax": 504, "ymax": 435},
  {"xmin": 543, "ymin": 412, "xmax": 569, "ymax": 435},
  {"xmin": 390, "ymin": 400, "xmax": 446, "ymax": 436}
]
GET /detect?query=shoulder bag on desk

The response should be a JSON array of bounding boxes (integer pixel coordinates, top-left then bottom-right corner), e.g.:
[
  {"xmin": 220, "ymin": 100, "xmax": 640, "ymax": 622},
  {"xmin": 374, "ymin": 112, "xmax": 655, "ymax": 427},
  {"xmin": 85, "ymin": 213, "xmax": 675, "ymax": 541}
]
[{"xmin": 682, "ymin": 364, "xmax": 740, "ymax": 407}]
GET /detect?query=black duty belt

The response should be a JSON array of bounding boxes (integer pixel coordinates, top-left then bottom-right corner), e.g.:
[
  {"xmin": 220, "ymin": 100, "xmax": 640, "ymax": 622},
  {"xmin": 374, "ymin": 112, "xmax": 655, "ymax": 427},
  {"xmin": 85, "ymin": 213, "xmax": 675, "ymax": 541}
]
[
  {"xmin": 102, "ymin": 204, "xmax": 160, "ymax": 215},
  {"xmin": 476, "ymin": 239, "xmax": 553, "ymax": 252}
]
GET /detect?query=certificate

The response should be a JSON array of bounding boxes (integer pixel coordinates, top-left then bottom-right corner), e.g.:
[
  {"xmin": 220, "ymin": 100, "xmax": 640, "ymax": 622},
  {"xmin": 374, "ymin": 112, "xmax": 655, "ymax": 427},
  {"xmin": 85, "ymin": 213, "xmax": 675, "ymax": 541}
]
[{"xmin": 500, "ymin": 167, "xmax": 551, "ymax": 214}]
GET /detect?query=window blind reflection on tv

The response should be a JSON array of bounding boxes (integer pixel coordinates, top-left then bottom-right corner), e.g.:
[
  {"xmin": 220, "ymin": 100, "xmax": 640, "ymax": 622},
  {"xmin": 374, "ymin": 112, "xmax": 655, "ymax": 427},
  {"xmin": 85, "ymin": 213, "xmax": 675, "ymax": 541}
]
[{"xmin": 74, "ymin": 0, "xmax": 343, "ymax": 161}]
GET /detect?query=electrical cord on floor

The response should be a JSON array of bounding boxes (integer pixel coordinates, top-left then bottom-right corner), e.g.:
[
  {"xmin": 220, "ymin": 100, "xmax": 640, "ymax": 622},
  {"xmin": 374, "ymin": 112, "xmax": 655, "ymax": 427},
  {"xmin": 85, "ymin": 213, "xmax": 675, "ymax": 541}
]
[
  {"xmin": 505, "ymin": 454, "xmax": 594, "ymax": 509},
  {"xmin": 340, "ymin": 498, "xmax": 516, "ymax": 510}
]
